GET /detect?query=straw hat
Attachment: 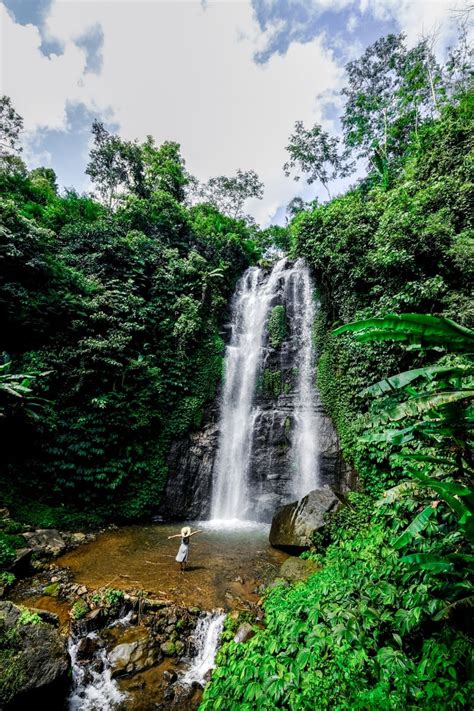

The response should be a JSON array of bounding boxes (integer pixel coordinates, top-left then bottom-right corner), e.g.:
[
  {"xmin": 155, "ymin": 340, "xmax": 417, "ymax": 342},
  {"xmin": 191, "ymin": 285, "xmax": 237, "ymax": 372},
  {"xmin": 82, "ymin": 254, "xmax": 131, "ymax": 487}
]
[{"xmin": 181, "ymin": 526, "xmax": 191, "ymax": 537}]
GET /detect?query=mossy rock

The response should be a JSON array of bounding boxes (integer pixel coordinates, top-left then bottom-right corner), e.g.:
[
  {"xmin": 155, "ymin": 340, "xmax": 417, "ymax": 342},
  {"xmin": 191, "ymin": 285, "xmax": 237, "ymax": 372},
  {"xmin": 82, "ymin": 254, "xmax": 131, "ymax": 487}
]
[
  {"xmin": 43, "ymin": 582, "xmax": 60, "ymax": 597},
  {"xmin": 278, "ymin": 557, "xmax": 321, "ymax": 582},
  {"xmin": 160, "ymin": 640, "xmax": 176, "ymax": 656}
]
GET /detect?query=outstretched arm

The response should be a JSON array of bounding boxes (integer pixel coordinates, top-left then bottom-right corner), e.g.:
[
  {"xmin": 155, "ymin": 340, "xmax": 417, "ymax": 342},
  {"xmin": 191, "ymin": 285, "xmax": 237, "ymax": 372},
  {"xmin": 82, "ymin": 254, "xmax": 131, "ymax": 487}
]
[
  {"xmin": 167, "ymin": 534, "xmax": 181, "ymax": 539},
  {"xmin": 190, "ymin": 530, "xmax": 203, "ymax": 536}
]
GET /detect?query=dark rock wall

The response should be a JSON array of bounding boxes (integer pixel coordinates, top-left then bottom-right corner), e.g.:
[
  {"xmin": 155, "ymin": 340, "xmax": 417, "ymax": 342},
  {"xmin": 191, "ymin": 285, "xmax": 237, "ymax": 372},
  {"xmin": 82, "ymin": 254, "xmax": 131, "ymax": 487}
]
[{"xmin": 160, "ymin": 265, "xmax": 353, "ymax": 522}]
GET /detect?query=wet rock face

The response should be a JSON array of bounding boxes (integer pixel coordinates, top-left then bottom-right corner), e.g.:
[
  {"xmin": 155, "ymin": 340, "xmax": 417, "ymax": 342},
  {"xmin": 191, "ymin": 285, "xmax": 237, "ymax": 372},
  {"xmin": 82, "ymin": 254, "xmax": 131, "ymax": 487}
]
[
  {"xmin": 160, "ymin": 262, "xmax": 352, "ymax": 523},
  {"xmin": 108, "ymin": 626, "xmax": 159, "ymax": 677},
  {"xmin": 269, "ymin": 487, "xmax": 344, "ymax": 552},
  {"xmin": 0, "ymin": 601, "xmax": 69, "ymax": 708},
  {"xmin": 163, "ymin": 413, "xmax": 219, "ymax": 520}
]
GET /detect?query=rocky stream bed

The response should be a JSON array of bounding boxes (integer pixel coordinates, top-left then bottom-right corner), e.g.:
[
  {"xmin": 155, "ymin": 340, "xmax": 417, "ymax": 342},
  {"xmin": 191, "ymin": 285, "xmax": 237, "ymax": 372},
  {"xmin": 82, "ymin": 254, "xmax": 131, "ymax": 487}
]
[{"xmin": 1, "ymin": 522, "xmax": 289, "ymax": 710}]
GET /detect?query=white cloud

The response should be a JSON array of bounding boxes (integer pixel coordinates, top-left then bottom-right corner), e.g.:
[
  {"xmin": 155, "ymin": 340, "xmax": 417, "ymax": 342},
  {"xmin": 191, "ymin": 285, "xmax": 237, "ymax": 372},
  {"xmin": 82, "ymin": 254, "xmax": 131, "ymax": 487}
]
[
  {"xmin": 1, "ymin": 0, "xmax": 345, "ymax": 224},
  {"xmin": 0, "ymin": 0, "xmax": 468, "ymax": 225}
]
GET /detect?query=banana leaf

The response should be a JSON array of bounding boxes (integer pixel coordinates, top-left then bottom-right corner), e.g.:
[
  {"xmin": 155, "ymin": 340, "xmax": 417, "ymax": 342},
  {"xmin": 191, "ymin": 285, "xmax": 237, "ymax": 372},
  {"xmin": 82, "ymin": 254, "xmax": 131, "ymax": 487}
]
[
  {"xmin": 393, "ymin": 506, "xmax": 435, "ymax": 549},
  {"xmin": 433, "ymin": 595, "xmax": 474, "ymax": 621},
  {"xmin": 368, "ymin": 390, "xmax": 474, "ymax": 426},
  {"xmin": 359, "ymin": 365, "xmax": 474, "ymax": 398},
  {"xmin": 333, "ymin": 314, "xmax": 474, "ymax": 352},
  {"xmin": 400, "ymin": 552, "xmax": 454, "ymax": 573}
]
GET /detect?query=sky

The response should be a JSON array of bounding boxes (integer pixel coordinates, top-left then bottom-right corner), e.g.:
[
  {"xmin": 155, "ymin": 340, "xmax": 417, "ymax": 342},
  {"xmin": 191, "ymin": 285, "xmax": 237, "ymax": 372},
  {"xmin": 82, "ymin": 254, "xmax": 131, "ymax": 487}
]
[{"xmin": 0, "ymin": 0, "xmax": 466, "ymax": 225}]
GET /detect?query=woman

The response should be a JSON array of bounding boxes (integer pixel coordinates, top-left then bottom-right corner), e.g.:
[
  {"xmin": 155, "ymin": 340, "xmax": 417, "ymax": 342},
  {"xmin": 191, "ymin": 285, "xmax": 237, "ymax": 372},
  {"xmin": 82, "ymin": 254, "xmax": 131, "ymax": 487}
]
[{"xmin": 168, "ymin": 526, "xmax": 202, "ymax": 572}]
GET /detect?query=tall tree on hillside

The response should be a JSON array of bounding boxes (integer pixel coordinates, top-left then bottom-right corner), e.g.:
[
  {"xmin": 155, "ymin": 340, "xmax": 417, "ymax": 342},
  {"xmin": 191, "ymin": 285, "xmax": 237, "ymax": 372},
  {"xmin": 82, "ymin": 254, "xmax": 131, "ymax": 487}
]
[
  {"xmin": 283, "ymin": 121, "xmax": 352, "ymax": 199},
  {"xmin": 141, "ymin": 137, "xmax": 190, "ymax": 203},
  {"xmin": 197, "ymin": 169, "xmax": 264, "ymax": 220},
  {"xmin": 86, "ymin": 121, "xmax": 145, "ymax": 208},
  {"xmin": 341, "ymin": 34, "xmax": 444, "ymax": 171},
  {"xmin": 0, "ymin": 96, "xmax": 23, "ymax": 160}
]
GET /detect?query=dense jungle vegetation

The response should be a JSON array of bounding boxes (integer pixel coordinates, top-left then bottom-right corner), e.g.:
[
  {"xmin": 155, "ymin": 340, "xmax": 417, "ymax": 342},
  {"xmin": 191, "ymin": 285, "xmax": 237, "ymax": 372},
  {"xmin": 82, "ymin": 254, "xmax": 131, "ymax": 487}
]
[
  {"xmin": 0, "ymin": 110, "xmax": 265, "ymax": 541},
  {"xmin": 0, "ymin": 23, "xmax": 472, "ymax": 710},
  {"xmin": 202, "ymin": 32, "xmax": 474, "ymax": 710}
]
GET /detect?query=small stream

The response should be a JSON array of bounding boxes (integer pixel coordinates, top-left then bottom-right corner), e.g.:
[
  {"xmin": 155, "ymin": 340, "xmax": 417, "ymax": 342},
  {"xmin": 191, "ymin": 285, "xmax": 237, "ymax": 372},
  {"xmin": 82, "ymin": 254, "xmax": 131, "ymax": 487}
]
[{"xmin": 180, "ymin": 611, "xmax": 226, "ymax": 687}]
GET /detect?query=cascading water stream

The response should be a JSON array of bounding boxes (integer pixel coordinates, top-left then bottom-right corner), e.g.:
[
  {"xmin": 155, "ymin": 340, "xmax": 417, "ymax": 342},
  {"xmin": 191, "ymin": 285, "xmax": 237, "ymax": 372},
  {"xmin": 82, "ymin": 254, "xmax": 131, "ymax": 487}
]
[
  {"xmin": 210, "ymin": 258, "xmax": 288, "ymax": 521},
  {"xmin": 210, "ymin": 257, "xmax": 321, "ymax": 523},
  {"xmin": 287, "ymin": 259, "xmax": 320, "ymax": 498},
  {"xmin": 68, "ymin": 632, "xmax": 125, "ymax": 711},
  {"xmin": 181, "ymin": 611, "xmax": 226, "ymax": 686}
]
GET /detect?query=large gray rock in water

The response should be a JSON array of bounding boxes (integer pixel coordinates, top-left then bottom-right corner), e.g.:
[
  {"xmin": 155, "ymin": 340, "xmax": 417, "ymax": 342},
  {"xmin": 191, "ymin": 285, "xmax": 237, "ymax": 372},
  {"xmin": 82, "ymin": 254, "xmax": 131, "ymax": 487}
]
[
  {"xmin": 22, "ymin": 528, "xmax": 66, "ymax": 557},
  {"xmin": 0, "ymin": 601, "xmax": 69, "ymax": 708},
  {"xmin": 108, "ymin": 626, "xmax": 160, "ymax": 677},
  {"xmin": 270, "ymin": 487, "xmax": 343, "ymax": 551}
]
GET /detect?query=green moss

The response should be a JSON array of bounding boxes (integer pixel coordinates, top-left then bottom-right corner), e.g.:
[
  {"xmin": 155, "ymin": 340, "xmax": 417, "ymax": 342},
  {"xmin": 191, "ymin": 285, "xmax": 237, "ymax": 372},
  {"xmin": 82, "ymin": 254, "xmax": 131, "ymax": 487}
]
[
  {"xmin": 268, "ymin": 305, "xmax": 287, "ymax": 348},
  {"xmin": 0, "ymin": 626, "xmax": 28, "ymax": 706},
  {"xmin": 262, "ymin": 369, "xmax": 283, "ymax": 398},
  {"xmin": 43, "ymin": 582, "xmax": 60, "ymax": 597},
  {"xmin": 71, "ymin": 600, "xmax": 89, "ymax": 620}
]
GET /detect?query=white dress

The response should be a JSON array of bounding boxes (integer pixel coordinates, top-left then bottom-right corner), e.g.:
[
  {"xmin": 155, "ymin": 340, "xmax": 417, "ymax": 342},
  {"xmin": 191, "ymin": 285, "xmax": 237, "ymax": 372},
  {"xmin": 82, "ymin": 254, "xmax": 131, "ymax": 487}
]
[{"xmin": 175, "ymin": 536, "xmax": 189, "ymax": 562}]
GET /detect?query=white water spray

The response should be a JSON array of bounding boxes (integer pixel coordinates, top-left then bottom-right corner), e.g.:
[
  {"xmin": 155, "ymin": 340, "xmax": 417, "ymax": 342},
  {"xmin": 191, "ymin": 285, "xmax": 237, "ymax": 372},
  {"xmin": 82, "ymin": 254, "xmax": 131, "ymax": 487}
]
[
  {"xmin": 211, "ymin": 258, "xmax": 287, "ymax": 520},
  {"xmin": 210, "ymin": 257, "xmax": 320, "ymax": 522},
  {"xmin": 68, "ymin": 632, "xmax": 125, "ymax": 711},
  {"xmin": 181, "ymin": 611, "xmax": 226, "ymax": 686},
  {"xmin": 287, "ymin": 259, "xmax": 320, "ymax": 498}
]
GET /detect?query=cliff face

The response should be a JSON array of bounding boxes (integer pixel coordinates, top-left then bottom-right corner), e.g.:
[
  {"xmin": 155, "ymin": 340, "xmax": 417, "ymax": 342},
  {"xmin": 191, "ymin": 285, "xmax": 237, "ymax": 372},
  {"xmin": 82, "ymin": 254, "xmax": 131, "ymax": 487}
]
[{"xmin": 160, "ymin": 261, "xmax": 352, "ymax": 523}]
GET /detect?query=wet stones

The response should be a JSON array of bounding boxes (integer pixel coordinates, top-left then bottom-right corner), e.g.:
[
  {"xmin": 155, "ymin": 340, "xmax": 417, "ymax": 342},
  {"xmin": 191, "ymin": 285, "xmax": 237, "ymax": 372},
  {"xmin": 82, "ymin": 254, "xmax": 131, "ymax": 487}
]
[
  {"xmin": 109, "ymin": 626, "xmax": 159, "ymax": 677},
  {"xmin": 0, "ymin": 601, "xmax": 70, "ymax": 708},
  {"xmin": 22, "ymin": 529, "xmax": 67, "ymax": 557},
  {"xmin": 270, "ymin": 487, "xmax": 344, "ymax": 552},
  {"xmin": 160, "ymin": 640, "xmax": 176, "ymax": 657},
  {"xmin": 233, "ymin": 622, "xmax": 255, "ymax": 643}
]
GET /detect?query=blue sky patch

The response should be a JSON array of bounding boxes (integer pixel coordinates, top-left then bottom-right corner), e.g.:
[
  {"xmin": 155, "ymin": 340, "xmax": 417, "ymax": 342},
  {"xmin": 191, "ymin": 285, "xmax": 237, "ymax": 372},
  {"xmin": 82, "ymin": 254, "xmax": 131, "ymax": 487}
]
[
  {"xmin": 75, "ymin": 23, "xmax": 104, "ymax": 74},
  {"xmin": 27, "ymin": 102, "xmax": 118, "ymax": 194}
]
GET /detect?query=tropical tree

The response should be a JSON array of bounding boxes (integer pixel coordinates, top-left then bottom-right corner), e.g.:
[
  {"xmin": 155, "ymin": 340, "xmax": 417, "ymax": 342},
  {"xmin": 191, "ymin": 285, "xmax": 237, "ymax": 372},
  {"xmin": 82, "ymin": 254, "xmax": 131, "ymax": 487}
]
[
  {"xmin": 197, "ymin": 169, "xmax": 264, "ymax": 220},
  {"xmin": 283, "ymin": 121, "xmax": 352, "ymax": 199},
  {"xmin": 0, "ymin": 96, "xmax": 23, "ymax": 160}
]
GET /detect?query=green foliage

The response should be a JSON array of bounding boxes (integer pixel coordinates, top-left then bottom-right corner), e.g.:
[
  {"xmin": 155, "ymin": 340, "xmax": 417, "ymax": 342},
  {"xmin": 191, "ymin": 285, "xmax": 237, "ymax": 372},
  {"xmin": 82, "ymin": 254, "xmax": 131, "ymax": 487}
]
[
  {"xmin": 0, "ymin": 572, "xmax": 15, "ymax": 587},
  {"xmin": 17, "ymin": 609, "xmax": 42, "ymax": 626},
  {"xmin": 203, "ymin": 504, "xmax": 473, "ymax": 710},
  {"xmin": 268, "ymin": 306, "xmax": 287, "ymax": 348},
  {"xmin": 71, "ymin": 600, "xmax": 89, "ymax": 620},
  {"xmin": 90, "ymin": 587, "xmax": 124, "ymax": 610},
  {"xmin": 0, "ymin": 536, "xmax": 15, "ymax": 569},
  {"xmin": 292, "ymin": 92, "xmax": 473, "ymax": 497},
  {"xmin": 0, "ymin": 105, "xmax": 261, "ymax": 526}
]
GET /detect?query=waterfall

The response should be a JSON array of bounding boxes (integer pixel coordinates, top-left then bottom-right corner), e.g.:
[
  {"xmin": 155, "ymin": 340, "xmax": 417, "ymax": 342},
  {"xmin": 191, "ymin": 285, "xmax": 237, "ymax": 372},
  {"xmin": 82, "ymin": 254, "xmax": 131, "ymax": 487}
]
[
  {"xmin": 68, "ymin": 631, "xmax": 125, "ymax": 710},
  {"xmin": 209, "ymin": 257, "xmax": 320, "ymax": 523},
  {"xmin": 210, "ymin": 258, "xmax": 288, "ymax": 520},
  {"xmin": 181, "ymin": 611, "xmax": 226, "ymax": 686},
  {"xmin": 287, "ymin": 259, "xmax": 320, "ymax": 498}
]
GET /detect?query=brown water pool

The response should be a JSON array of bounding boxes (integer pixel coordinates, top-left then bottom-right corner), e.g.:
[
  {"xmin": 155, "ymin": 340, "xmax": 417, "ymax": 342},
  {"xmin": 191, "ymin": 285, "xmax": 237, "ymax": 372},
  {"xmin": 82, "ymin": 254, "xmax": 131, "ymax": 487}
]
[{"xmin": 55, "ymin": 522, "xmax": 288, "ymax": 609}]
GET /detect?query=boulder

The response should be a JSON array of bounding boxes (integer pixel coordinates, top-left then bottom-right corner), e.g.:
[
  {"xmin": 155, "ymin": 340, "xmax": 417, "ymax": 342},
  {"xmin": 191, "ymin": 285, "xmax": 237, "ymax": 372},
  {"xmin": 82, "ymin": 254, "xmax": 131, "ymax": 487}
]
[
  {"xmin": 108, "ymin": 626, "xmax": 159, "ymax": 677},
  {"xmin": 270, "ymin": 487, "xmax": 343, "ymax": 552},
  {"xmin": 22, "ymin": 529, "xmax": 66, "ymax": 557},
  {"xmin": 9, "ymin": 547, "xmax": 33, "ymax": 575},
  {"xmin": 160, "ymin": 640, "xmax": 176, "ymax": 657},
  {"xmin": 0, "ymin": 601, "xmax": 69, "ymax": 707},
  {"xmin": 278, "ymin": 557, "xmax": 321, "ymax": 582},
  {"xmin": 233, "ymin": 622, "xmax": 255, "ymax": 644}
]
